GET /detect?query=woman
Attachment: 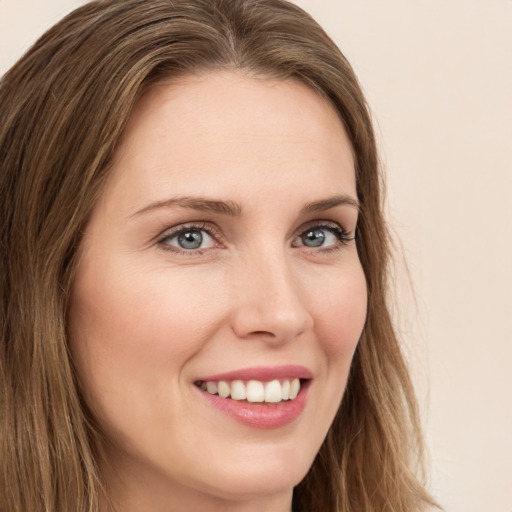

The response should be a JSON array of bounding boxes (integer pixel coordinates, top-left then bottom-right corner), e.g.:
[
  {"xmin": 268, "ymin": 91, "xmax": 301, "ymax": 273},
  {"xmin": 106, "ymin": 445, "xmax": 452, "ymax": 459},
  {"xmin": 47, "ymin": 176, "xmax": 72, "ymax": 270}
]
[{"xmin": 0, "ymin": 1, "xmax": 438, "ymax": 511}]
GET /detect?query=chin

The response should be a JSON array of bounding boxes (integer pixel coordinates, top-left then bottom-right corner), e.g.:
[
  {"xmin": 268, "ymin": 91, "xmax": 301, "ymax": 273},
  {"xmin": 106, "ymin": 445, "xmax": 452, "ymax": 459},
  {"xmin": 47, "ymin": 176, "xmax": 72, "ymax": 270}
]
[
  {"xmin": 190, "ymin": 446, "xmax": 312, "ymax": 501},
  {"xmin": 194, "ymin": 472, "xmax": 301, "ymax": 504}
]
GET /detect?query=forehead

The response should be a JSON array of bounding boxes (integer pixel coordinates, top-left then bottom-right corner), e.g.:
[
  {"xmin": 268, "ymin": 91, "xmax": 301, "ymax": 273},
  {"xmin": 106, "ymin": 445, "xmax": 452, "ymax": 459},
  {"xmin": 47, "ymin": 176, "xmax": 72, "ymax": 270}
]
[{"xmin": 104, "ymin": 71, "xmax": 356, "ymax": 212}]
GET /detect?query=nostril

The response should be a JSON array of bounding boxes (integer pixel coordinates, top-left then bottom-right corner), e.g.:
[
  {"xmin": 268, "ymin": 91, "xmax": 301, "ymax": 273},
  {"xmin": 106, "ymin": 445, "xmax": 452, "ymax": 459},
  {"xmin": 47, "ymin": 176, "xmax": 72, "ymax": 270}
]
[{"xmin": 246, "ymin": 330, "xmax": 276, "ymax": 338}]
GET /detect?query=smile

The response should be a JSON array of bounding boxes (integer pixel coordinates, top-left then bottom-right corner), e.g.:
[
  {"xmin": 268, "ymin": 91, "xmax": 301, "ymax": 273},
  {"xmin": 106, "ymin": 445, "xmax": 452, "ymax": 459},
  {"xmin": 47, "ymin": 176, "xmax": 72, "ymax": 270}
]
[
  {"xmin": 194, "ymin": 366, "xmax": 312, "ymax": 429},
  {"xmin": 195, "ymin": 378, "xmax": 301, "ymax": 403}
]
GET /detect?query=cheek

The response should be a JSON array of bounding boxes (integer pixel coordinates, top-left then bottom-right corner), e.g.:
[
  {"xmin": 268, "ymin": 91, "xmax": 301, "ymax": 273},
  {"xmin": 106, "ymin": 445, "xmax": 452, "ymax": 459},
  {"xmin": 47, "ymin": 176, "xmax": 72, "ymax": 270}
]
[
  {"xmin": 294, "ymin": 262, "xmax": 366, "ymax": 459},
  {"xmin": 308, "ymin": 264, "xmax": 368, "ymax": 359},
  {"xmin": 68, "ymin": 256, "xmax": 228, "ymax": 418}
]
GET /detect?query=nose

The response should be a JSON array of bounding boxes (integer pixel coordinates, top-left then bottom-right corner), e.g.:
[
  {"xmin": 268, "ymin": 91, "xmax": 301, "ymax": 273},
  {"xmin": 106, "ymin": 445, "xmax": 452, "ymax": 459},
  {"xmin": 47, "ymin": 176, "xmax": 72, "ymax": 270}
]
[{"xmin": 230, "ymin": 250, "xmax": 314, "ymax": 343}]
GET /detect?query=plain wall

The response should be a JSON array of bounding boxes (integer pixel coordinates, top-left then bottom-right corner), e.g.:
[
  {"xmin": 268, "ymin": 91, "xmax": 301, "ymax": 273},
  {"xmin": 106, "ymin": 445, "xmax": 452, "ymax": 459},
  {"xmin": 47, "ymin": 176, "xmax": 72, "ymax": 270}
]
[{"xmin": 1, "ymin": 1, "xmax": 511, "ymax": 511}]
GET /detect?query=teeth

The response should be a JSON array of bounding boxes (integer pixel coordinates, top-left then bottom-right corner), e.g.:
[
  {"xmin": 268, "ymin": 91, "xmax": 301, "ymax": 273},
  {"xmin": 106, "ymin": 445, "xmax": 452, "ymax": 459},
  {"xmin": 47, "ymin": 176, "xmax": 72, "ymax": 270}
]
[
  {"xmin": 206, "ymin": 381, "xmax": 218, "ymax": 394},
  {"xmin": 281, "ymin": 379, "xmax": 290, "ymax": 400},
  {"xmin": 289, "ymin": 378, "xmax": 300, "ymax": 399},
  {"xmin": 264, "ymin": 380, "xmax": 282, "ymax": 403},
  {"xmin": 230, "ymin": 380, "xmax": 246, "ymax": 400},
  {"xmin": 200, "ymin": 378, "xmax": 302, "ymax": 403},
  {"xmin": 247, "ymin": 380, "xmax": 265, "ymax": 402},
  {"xmin": 218, "ymin": 380, "xmax": 230, "ymax": 398}
]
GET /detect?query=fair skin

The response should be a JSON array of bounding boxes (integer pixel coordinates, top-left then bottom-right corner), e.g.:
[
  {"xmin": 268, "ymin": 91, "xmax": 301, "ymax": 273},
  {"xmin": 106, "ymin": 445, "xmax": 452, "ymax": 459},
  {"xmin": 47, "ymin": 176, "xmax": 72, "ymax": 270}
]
[{"xmin": 69, "ymin": 71, "xmax": 367, "ymax": 512}]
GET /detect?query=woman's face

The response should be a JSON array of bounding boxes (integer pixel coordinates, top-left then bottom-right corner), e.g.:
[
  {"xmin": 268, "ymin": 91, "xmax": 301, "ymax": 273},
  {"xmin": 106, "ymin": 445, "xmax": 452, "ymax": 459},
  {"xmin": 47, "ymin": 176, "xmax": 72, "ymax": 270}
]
[{"xmin": 69, "ymin": 71, "xmax": 367, "ymax": 511}]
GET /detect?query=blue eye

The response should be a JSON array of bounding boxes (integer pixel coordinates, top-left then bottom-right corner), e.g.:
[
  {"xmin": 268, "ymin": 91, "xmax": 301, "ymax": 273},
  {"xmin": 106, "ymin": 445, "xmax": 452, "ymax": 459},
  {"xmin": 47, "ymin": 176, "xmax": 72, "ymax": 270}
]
[
  {"xmin": 160, "ymin": 226, "xmax": 216, "ymax": 251},
  {"xmin": 176, "ymin": 230, "xmax": 203, "ymax": 249},
  {"xmin": 301, "ymin": 228, "xmax": 327, "ymax": 247},
  {"xmin": 294, "ymin": 224, "xmax": 353, "ymax": 249}
]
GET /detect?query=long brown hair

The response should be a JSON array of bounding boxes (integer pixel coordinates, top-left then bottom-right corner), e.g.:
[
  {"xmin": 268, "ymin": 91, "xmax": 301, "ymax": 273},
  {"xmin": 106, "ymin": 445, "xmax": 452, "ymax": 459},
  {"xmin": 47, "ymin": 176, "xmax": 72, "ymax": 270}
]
[{"xmin": 0, "ymin": 1, "xmax": 437, "ymax": 510}]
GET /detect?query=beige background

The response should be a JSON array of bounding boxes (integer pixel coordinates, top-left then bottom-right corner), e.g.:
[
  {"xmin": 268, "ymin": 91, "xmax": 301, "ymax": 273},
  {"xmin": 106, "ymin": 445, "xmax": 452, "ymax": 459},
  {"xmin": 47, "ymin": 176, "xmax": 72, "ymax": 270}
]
[{"xmin": 1, "ymin": 1, "xmax": 510, "ymax": 510}]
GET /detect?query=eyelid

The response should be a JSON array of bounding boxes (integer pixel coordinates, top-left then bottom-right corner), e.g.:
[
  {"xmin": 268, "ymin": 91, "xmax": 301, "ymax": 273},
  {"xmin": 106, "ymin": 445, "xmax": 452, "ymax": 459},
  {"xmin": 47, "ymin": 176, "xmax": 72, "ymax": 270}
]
[
  {"xmin": 292, "ymin": 219, "xmax": 355, "ymax": 249},
  {"xmin": 295, "ymin": 219, "xmax": 354, "ymax": 238},
  {"xmin": 157, "ymin": 222, "xmax": 223, "ymax": 253}
]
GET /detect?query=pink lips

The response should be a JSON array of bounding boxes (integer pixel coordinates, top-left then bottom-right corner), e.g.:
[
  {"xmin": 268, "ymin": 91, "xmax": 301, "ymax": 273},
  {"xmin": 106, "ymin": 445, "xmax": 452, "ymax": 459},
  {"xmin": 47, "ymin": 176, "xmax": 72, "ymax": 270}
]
[
  {"xmin": 195, "ymin": 365, "xmax": 312, "ymax": 429},
  {"xmin": 196, "ymin": 365, "xmax": 313, "ymax": 382}
]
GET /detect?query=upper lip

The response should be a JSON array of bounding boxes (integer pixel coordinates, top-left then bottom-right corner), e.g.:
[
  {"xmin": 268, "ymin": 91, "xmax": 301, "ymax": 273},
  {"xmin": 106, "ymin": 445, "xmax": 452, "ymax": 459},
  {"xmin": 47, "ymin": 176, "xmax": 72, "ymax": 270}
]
[{"xmin": 196, "ymin": 365, "xmax": 313, "ymax": 382}]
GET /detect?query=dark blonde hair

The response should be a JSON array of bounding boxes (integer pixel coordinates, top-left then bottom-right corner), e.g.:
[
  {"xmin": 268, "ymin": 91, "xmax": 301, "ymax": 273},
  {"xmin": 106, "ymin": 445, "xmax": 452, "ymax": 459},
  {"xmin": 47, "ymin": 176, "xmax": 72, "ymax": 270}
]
[{"xmin": 0, "ymin": 1, "xmax": 437, "ymax": 511}]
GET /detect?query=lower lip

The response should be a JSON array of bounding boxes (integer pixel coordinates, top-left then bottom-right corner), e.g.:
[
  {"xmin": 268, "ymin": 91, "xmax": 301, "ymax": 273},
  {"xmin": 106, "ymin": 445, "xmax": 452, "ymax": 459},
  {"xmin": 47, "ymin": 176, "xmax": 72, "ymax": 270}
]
[{"xmin": 197, "ymin": 381, "xmax": 310, "ymax": 429}]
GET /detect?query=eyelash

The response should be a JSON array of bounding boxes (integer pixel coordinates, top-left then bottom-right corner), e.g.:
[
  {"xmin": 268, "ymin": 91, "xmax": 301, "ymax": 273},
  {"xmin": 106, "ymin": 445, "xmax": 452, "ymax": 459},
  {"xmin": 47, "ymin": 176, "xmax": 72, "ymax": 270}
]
[
  {"xmin": 295, "ymin": 222, "xmax": 355, "ymax": 252},
  {"xmin": 157, "ymin": 221, "xmax": 355, "ymax": 256},
  {"xmin": 157, "ymin": 222, "xmax": 219, "ymax": 256}
]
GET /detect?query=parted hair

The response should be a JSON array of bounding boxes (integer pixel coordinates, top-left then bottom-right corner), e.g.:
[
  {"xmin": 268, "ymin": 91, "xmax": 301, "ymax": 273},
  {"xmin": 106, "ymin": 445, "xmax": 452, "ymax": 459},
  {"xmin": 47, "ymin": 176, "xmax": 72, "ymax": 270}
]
[{"xmin": 0, "ymin": 1, "xmax": 437, "ymax": 511}]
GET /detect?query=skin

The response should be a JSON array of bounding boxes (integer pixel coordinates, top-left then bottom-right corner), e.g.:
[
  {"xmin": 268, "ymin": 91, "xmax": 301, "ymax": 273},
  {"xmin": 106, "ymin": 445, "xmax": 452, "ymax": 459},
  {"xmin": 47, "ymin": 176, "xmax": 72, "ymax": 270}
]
[{"xmin": 69, "ymin": 71, "xmax": 367, "ymax": 512}]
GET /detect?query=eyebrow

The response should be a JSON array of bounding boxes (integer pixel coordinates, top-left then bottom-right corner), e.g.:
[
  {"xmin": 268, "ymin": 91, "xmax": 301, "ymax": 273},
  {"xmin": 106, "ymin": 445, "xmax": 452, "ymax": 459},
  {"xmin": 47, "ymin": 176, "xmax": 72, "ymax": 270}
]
[
  {"xmin": 300, "ymin": 194, "xmax": 360, "ymax": 215},
  {"xmin": 131, "ymin": 196, "xmax": 243, "ymax": 217},
  {"xmin": 131, "ymin": 193, "xmax": 359, "ymax": 218}
]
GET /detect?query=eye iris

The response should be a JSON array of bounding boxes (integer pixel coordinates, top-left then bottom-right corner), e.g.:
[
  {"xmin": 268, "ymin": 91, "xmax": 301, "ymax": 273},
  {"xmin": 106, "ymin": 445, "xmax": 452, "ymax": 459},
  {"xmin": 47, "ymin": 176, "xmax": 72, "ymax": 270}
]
[
  {"xmin": 302, "ymin": 228, "xmax": 325, "ymax": 247},
  {"xmin": 178, "ymin": 230, "xmax": 203, "ymax": 249}
]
